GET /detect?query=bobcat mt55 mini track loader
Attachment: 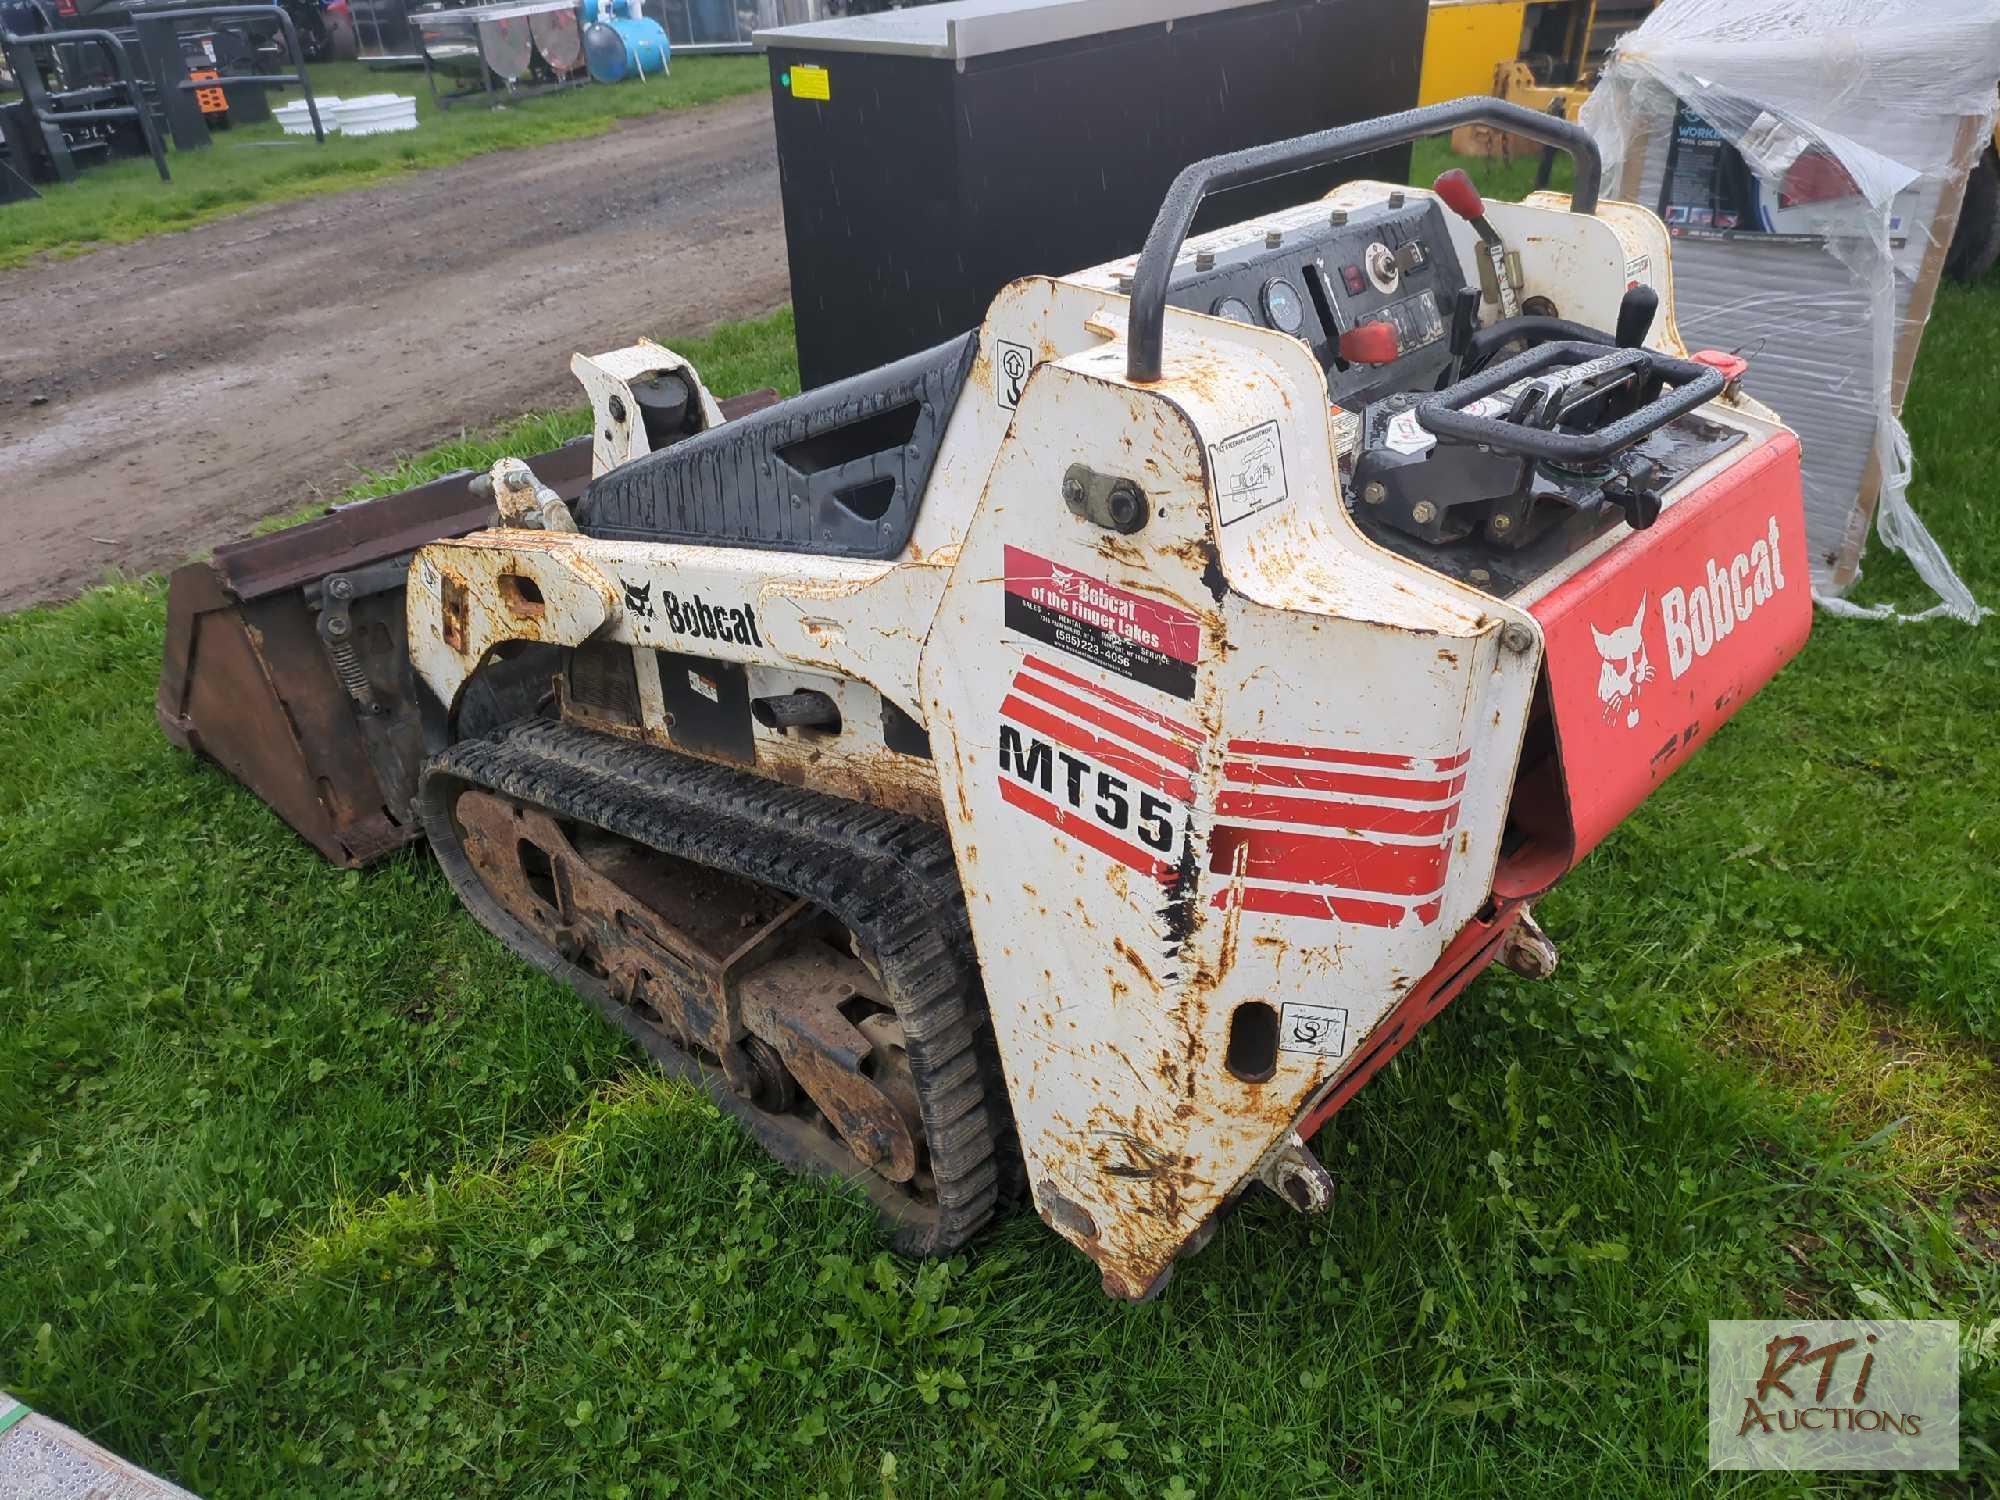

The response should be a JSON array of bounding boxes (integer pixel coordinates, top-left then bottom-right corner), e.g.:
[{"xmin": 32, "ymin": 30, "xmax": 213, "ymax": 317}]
[{"xmin": 406, "ymin": 99, "xmax": 1811, "ymax": 1300}]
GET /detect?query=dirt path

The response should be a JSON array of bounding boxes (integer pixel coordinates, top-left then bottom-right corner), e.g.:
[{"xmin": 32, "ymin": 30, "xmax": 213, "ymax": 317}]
[{"xmin": 0, "ymin": 91, "xmax": 789, "ymax": 613}]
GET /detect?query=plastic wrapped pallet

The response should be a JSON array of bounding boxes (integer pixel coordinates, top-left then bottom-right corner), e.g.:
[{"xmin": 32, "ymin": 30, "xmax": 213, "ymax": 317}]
[{"xmin": 1582, "ymin": 0, "xmax": 2000, "ymax": 621}]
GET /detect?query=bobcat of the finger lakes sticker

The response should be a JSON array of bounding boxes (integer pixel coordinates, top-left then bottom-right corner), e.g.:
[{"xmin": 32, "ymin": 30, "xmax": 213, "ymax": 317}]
[{"xmin": 1002, "ymin": 545, "xmax": 1199, "ymax": 700}]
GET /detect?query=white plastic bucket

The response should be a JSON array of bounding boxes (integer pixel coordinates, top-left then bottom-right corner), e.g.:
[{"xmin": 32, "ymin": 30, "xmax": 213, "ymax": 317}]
[
  {"xmin": 336, "ymin": 94, "xmax": 419, "ymax": 136},
  {"xmin": 275, "ymin": 96, "xmax": 338, "ymax": 134}
]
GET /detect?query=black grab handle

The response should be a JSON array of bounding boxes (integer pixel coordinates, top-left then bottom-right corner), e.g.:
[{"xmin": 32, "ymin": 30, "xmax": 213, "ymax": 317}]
[
  {"xmin": 1126, "ymin": 97, "xmax": 1604, "ymax": 383},
  {"xmin": 1415, "ymin": 341, "xmax": 1723, "ymax": 466}
]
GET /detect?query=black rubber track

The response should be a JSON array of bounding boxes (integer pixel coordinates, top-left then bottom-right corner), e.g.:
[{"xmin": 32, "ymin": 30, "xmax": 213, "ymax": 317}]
[{"xmin": 419, "ymin": 718, "xmax": 1017, "ymax": 1258}]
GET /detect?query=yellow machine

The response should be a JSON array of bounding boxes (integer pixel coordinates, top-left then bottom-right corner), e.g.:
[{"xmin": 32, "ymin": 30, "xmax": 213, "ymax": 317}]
[
  {"xmin": 1421, "ymin": 0, "xmax": 1656, "ymax": 157},
  {"xmin": 1419, "ymin": 0, "xmax": 1534, "ymax": 107}
]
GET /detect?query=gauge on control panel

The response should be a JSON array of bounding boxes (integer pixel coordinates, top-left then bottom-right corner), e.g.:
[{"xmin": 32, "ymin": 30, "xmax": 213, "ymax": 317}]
[
  {"xmin": 1261, "ymin": 276, "xmax": 1305, "ymax": 335},
  {"xmin": 1211, "ymin": 295, "xmax": 1256, "ymax": 325}
]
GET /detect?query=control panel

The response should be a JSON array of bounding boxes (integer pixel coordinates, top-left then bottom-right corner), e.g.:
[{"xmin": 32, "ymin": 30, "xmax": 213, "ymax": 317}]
[{"xmin": 1163, "ymin": 194, "xmax": 1469, "ymax": 410}]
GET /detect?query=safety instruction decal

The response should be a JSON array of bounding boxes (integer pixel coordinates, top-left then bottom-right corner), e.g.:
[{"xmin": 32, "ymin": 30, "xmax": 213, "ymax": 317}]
[
  {"xmin": 1211, "ymin": 420, "xmax": 1288, "ymax": 525},
  {"xmin": 1279, "ymin": 1002, "xmax": 1350, "ymax": 1058},
  {"xmin": 788, "ymin": 64, "xmax": 830, "ymax": 101},
  {"xmin": 1003, "ymin": 545, "xmax": 1198, "ymax": 700},
  {"xmin": 995, "ymin": 339, "xmax": 1032, "ymax": 410}
]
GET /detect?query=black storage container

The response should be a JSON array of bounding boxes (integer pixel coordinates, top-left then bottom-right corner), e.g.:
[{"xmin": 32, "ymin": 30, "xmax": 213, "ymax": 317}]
[{"xmin": 757, "ymin": 0, "xmax": 1429, "ymax": 388}]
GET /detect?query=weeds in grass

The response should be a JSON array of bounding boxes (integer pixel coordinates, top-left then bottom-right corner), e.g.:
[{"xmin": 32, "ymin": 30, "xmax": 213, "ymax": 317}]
[{"xmin": 1705, "ymin": 958, "xmax": 2000, "ymax": 1199}]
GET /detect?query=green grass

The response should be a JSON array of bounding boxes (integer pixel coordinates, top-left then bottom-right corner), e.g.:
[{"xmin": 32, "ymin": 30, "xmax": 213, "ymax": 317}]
[
  {"xmin": 0, "ymin": 56, "xmax": 767, "ymax": 271},
  {"xmin": 3, "ymin": 181, "xmax": 1999, "ymax": 1495}
]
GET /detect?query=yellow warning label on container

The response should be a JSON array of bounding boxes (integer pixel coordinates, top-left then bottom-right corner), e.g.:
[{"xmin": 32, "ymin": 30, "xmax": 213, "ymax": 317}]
[{"xmin": 791, "ymin": 64, "xmax": 830, "ymax": 101}]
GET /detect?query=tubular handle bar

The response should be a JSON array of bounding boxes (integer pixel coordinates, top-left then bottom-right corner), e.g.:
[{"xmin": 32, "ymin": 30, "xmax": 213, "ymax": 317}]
[
  {"xmin": 1126, "ymin": 96, "xmax": 1603, "ymax": 383},
  {"xmin": 1416, "ymin": 341, "xmax": 1723, "ymax": 466}
]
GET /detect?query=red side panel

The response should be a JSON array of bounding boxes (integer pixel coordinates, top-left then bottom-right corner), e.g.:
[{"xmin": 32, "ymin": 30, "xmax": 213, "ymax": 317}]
[{"xmin": 1528, "ymin": 430, "xmax": 1810, "ymax": 864}]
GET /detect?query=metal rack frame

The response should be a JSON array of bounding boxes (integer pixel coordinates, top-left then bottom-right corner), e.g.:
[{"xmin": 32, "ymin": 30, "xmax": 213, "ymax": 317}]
[{"xmin": 0, "ymin": 23, "xmax": 169, "ymax": 181}]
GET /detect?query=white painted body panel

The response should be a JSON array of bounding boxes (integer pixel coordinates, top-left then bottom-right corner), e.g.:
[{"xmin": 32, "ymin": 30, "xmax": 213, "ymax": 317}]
[{"xmin": 917, "ymin": 286, "xmax": 1538, "ymax": 1294}]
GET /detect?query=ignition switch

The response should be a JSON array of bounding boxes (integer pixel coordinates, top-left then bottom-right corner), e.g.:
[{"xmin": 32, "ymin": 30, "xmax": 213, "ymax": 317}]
[{"xmin": 1364, "ymin": 241, "xmax": 1401, "ymax": 294}]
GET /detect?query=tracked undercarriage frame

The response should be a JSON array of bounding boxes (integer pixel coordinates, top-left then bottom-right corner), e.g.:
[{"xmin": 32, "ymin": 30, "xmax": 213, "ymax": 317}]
[{"xmin": 422, "ymin": 719, "xmax": 1016, "ymax": 1254}]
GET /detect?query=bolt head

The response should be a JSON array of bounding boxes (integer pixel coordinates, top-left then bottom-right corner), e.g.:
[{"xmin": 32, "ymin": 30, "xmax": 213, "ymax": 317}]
[
  {"xmin": 325, "ymin": 614, "xmax": 351, "ymax": 639},
  {"xmin": 1195, "ymin": 250, "xmax": 1215, "ymax": 272},
  {"xmin": 1108, "ymin": 483, "xmax": 1145, "ymax": 532},
  {"xmin": 1265, "ymin": 229, "xmax": 1282, "ymax": 248},
  {"xmin": 1062, "ymin": 476, "xmax": 1086, "ymax": 504},
  {"xmin": 1361, "ymin": 481, "xmax": 1386, "ymax": 505},
  {"xmin": 1329, "ymin": 208, "xmax": 1348, "ymax": 226},
  {"xmin": 327, "ymin": 576, "xmax": 354, "ymax": 600},
  {"xmin": 1501, "ymin": 621, "xmax": 1536, "ymax": 654},
  {"xmin": 1490, "ymin": 512, "xmax": 1513, "ymax": 532},
  {"xmin": 607, "ymin": 394, "xmax": 627, "ymax": 424},
  {"xmin": 1411, "ymin": 500, "xmax": 1437, "ymax": 524}
]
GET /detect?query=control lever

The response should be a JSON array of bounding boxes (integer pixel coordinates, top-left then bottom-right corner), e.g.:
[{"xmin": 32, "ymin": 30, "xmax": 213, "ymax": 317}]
[
  {"xmin": 1614, "ymin": 285, "xmax": 1659, "ymax": 350},
  {"xmin": 1433, "ymin": 169, "xmax": 1519, "ymax": 318},
  {"xmin": 1338, "ymin": 322, "xmax": 1400, "ymax": 366},
  {"xmin": 1431, "ymin": 168, "xmax": 1491, "ymax": 233},
  {"xmin": 1603, "ymin": 461, "xmax": 1664, "ymax": 531},
  {"xmin": 1443, "ymin": 285, "xmax": 1482, "ymax": 384}
]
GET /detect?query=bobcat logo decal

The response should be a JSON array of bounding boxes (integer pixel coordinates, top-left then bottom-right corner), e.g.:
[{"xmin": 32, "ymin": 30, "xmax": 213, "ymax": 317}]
[
  {"xmin": 1592, "ymin": 594, "xmax": 1653, "ymax": 730},
  {"xmin": 622, "ymin": 579, "xmax": 653, "ymax": 618}
]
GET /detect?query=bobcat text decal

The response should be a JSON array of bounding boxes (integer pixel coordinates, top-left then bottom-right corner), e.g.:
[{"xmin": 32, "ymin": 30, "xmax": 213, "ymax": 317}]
[
  {"xmin": 660, "ymin": 590, "xmax": 763, "ymax": 648},
  {"xmin": 995, "ymin": 655, "xmax": 1198, "ymax": 879},
  {"xmin": 1590, "ymin": 517, "xmax": 1791, "ymax": 731},
  {"xmin": 1661, "ymin": 516, "xmax": 1788, "ymax": 679}
]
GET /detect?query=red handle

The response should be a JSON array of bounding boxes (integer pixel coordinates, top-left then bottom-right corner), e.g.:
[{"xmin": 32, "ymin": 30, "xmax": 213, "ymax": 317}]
[
  {"xmin": 1431, "ymin": 168, "xmax": 1486, "ymax": 222},
  {"xmin": 1339, "ymin": 322, "xmax": 1401, "ymax": 366}
]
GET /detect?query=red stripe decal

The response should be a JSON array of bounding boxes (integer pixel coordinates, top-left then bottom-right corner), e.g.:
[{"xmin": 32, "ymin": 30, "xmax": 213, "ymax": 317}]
[
  {"xmin": 1227, "ymin": 740, "xmax": 1472, "ymax": 773},
  {"xmin": 1010, "ymin": 672, "xmax": 1199, "ymax": 771},
  {"xmin": 1223, "ymin": 760, "xmax": 1466, "ymax": 803},
  {"xmin": 1208, "ymin": 885, "xmax": 1412, "ymax": 927},
  {"xmin": 1214, "ymin": 790, "xmax": 1459, "ymax": 837},
  {"xmin": 1000, "ymin": 695, "xmax": 1194, "ymax": 802},
  {"xmin": 1022, "ymin": 655, "xmax": 1200, "ymax": 742},
  {"xmin": 999, "ymin": 778, "xmax": 1173, "ymax": 881},
  {"xmin": 1208, "ymin": 824, "xmax": 1450, "ymax": 895}
]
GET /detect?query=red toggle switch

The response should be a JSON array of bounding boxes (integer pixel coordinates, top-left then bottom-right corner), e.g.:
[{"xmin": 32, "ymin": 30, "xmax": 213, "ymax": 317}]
[
  {"xmin": 1431, "ymin": 168, "xmax": 1486, "ymax": 222},
  {"xmin": 1339, "ymin": 322, "xmax": 1400, "ymax": 365}
]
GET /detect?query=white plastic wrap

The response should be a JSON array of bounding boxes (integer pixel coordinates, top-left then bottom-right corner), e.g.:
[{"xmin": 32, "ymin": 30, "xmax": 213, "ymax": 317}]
[{"xmin": 1582, "ymin": 0, "xmax": 2000, "ymax": 622}]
